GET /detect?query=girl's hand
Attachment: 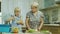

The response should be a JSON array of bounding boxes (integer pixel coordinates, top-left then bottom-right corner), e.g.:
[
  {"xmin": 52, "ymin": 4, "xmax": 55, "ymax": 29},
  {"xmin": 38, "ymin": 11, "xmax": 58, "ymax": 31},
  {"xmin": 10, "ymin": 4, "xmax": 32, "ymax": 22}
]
[{"xmin": 6, "ymin": 17, "xmax": 15, "ymax": 22}]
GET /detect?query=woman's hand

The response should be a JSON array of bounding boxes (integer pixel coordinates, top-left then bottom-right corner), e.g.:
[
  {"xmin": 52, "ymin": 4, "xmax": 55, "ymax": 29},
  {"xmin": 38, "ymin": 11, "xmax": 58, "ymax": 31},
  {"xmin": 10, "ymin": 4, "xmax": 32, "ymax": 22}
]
[{"xmin": 37, "ymin": 28, "xmax": 41, "ymax": 31}]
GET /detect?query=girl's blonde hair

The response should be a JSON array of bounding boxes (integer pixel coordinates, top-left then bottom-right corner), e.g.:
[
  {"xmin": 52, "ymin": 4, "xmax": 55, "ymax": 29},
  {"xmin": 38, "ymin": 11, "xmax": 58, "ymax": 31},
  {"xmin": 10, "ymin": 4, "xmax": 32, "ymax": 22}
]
[{"xmin": 14, "ymin": 7, "xmax": 21, "ymax": 13}]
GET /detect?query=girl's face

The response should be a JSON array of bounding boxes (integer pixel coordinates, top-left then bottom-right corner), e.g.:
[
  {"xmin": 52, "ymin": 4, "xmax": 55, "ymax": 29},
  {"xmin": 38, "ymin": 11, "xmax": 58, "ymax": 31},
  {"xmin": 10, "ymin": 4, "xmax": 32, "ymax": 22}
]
[{"xmin": 14, "ymin": 9, "xmax": 20, "ymax": 16}]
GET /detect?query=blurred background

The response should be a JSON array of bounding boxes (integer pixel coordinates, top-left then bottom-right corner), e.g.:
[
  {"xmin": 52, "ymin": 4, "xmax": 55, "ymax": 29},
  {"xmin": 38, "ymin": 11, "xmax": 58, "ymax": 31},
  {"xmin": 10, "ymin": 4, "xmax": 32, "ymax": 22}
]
[
  {"xmin": 0, "ymin": 0, "xmax": 60, "ymax": 24},
  {"xmin": 0, "ymin": 0, "xmax": 60, "ymax": 34}
]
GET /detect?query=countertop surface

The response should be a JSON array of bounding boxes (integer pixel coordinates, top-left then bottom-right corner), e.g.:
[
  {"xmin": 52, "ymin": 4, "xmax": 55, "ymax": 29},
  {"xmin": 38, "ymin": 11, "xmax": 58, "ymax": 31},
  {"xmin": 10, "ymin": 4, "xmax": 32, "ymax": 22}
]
[
  {"xmin": 2, "ymin": 32, "xmax": 52, "ymax": 34},
  {"xmin": 44, "ymin": 24, "xmax": 60, "ymax": 26}
]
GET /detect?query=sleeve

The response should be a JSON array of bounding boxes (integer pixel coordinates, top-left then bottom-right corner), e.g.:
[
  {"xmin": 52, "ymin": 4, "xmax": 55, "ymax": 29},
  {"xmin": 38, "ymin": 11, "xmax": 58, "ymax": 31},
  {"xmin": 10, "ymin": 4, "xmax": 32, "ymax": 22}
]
[
  {"xmin": 26, "ymin": 13, "xmax": 30, "ymax": 18},
  {"xmin": 40, "ymin": 11, "xmax": 44, "ymax": 18}
]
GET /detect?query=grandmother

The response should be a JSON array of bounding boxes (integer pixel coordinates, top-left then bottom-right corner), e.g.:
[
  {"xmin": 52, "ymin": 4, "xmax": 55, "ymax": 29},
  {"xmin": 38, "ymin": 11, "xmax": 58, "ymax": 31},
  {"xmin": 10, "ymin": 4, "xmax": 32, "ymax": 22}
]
[{"xmin": 26, "ymin": 2, "xmax": 44, "ymax": 31}]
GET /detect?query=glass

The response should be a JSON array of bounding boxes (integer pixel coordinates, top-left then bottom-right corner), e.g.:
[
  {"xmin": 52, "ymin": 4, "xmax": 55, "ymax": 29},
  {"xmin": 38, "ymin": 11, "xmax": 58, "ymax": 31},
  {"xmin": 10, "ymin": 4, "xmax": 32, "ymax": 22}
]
[
  {"xmin": 11, "ymin": 27, "xmax": 19, "ymax": 33},
  {"xmin": 22, "ymin": 26, "xmax": 26, "ymax": 33}
]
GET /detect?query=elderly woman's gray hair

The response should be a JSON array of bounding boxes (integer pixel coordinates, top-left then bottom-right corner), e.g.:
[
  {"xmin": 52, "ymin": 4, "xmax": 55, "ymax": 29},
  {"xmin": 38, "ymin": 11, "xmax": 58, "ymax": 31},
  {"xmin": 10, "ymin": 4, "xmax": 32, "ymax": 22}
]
[{"xmin": 31, "ymin": 2, "xmax": 39, "ymax": 7}]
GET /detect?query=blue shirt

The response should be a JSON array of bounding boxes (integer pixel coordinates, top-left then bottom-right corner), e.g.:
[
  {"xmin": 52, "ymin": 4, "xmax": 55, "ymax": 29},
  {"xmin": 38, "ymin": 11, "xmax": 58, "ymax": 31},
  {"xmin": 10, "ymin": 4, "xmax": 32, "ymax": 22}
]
[
  {"xmin": 11, "ymin": 15, "xmax": 22, "ymax": 32},
  {"xmin": 11, "ymin": 15, "xmax": 21, "ymax": 26}
]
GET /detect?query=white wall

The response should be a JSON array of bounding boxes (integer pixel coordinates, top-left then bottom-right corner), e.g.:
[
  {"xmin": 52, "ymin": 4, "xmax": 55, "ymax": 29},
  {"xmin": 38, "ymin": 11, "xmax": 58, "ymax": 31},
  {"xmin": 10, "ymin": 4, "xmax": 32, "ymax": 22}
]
[
  {"xmin": 38, "ymin": 0, "xmax": 44, "ymax": 9},
  {"xmin": 1, "ymin": 0, "xmax": 44, "ymax": 24},
  {"xmin": 55, "ymin": 0, "xmax": 60, "ymax": 1}
]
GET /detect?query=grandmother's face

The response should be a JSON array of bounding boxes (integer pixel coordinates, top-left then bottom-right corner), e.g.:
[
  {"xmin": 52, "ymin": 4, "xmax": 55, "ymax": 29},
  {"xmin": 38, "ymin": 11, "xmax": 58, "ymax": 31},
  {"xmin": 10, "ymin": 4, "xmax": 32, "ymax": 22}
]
[{"xmin": 31, "ymin": 6, "xmax": 38, "ymax": 13}]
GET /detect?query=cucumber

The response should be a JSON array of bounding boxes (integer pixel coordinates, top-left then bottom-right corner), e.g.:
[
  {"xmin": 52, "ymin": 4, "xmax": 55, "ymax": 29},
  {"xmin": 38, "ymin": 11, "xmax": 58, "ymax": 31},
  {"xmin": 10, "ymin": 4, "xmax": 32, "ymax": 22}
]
[{"xmin": 28, "ymin": 29, "xmax": 36, "ymax": 33}]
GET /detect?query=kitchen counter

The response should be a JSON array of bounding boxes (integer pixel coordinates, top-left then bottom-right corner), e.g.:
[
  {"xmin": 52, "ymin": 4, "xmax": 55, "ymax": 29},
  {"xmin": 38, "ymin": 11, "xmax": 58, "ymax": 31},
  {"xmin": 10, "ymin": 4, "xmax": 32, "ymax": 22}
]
[
  {"xmin": 1, "ymin": 24, "xmax": 59, "ymax": 34},
  {"xmin": 2, "ymin": 32, "xmax": 52, "ymax": 34},
  {"xmin": 44, "ymin": 24, "xmax": 60, "ymax": 26},
  {"xmin": 41, "ymin": 24, "xmax": 60, "ymax": 34}
]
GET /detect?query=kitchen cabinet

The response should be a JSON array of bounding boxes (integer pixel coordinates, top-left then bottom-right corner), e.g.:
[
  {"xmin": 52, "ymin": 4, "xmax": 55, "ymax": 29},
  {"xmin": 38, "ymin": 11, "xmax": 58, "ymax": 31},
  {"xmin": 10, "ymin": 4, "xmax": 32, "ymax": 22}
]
[
  {"xmin": 41, "ymin": 24, "xmax": 60, "ymax": 34},
  {"xmin": 40, "ymin": 5, "xmax": 60, "ymax": 24}
]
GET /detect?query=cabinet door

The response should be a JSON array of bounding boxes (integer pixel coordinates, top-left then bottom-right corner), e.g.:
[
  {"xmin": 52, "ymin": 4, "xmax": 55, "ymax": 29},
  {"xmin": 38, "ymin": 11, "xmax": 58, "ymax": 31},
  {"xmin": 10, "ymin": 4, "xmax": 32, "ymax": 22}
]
[{"xmin": 51, "ymin": 8, "xmax": 58, "ymax": 23}]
